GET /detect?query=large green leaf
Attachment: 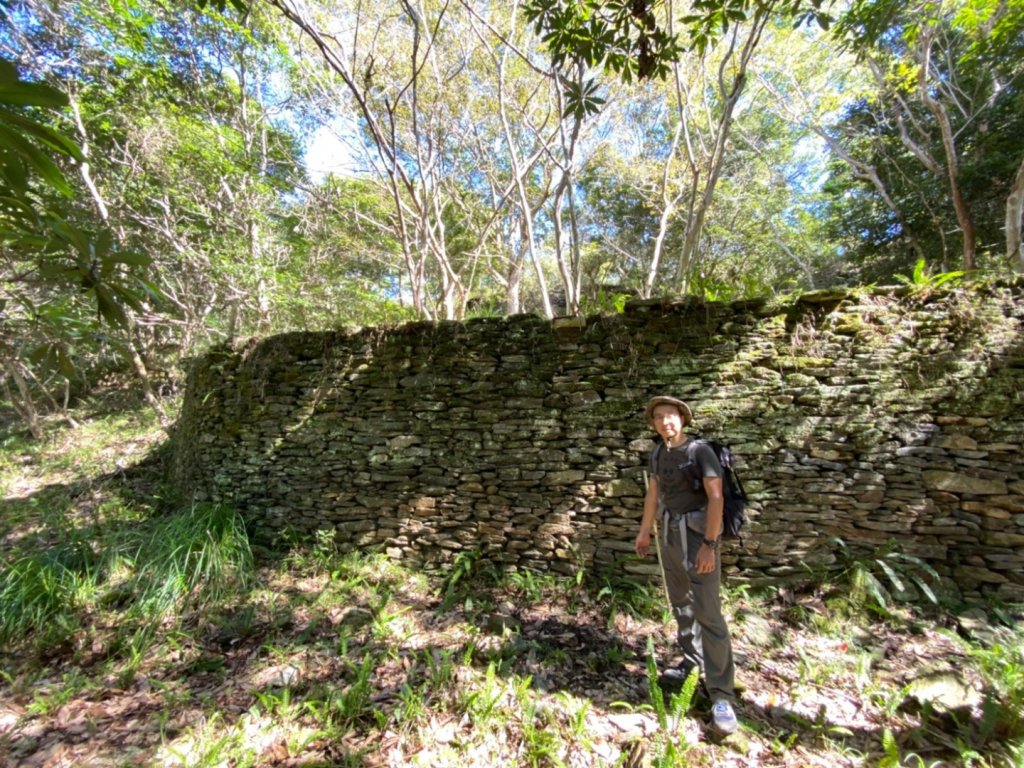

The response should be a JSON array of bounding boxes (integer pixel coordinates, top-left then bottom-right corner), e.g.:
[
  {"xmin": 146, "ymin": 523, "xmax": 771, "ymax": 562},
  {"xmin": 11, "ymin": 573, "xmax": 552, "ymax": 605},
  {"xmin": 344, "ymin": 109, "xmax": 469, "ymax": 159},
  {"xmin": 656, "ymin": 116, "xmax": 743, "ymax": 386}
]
[
  {"xmin": 93, "ymin": 283, "xmax": 129, "ymax": 327},
  {"xmin": 46, "ymin": 218, "xmax": 93, "ymax": 257},
  {"xmin": 104, "ymin": 250, "xmax": 153, "ymax": 268},
  {"xmin": 0, "ymin": 124, "xmax": 75, "ymax": 197},
  {"xmin": 0, "ymin": 81, "xmax": 69, "ymax": 110},
  {"xmin": 0, "ymin": 109, "xmax": 83, "ymax": 159}
]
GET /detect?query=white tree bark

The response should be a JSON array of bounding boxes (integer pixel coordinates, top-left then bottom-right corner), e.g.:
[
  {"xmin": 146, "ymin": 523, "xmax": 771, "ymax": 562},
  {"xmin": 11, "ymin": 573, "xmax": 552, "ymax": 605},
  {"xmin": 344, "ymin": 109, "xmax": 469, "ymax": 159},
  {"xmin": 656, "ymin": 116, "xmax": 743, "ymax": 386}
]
[
  {"xmin": 272, "ymin": 0, "xmax": 473, "ymax": 319},
  {"xmin": 1007, "ymin": 156, "xmax": 1024, "ymax": 271},
  {"xmin": 916, "ymin": 27, "xmax": 976, "ymax": 270},
  {"xmin": 673, "ymin": 6, "xmax": 770, "ymax": 293}
]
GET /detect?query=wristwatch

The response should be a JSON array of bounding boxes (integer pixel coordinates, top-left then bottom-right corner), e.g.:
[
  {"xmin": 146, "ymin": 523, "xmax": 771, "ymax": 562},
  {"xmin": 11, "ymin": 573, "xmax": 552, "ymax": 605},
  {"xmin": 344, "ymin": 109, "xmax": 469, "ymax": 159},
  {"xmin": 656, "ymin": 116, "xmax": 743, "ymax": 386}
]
[{"xmin": 702, "ymin": 537, "xmax": 719, "ymax": 550}]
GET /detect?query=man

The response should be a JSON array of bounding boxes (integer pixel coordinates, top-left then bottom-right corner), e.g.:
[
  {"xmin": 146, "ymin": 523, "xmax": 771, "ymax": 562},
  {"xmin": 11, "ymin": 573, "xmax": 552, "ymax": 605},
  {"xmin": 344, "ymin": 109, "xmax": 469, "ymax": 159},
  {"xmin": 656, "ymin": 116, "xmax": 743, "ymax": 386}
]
[{"xmin": 635, "ymin": 395, "xmax": 739, "ymax": 735}]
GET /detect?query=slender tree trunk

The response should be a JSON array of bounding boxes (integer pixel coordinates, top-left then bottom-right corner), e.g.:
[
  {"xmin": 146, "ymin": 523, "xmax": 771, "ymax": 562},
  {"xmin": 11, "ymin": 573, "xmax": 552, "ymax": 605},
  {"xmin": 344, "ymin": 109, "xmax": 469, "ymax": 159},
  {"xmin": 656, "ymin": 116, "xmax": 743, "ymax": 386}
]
[
  {"xmin": 550, "ymin": 63, "xmax": 586, "ymax": 316},
  {"xmin": 916, "ymin": 29, "xmax": 976, "ymax": 269},
  {"xmin": 271, "ymin": 0, "xmax": 458, "ymax": 321},
  {"xmin": 674, "ymin": 8, "xmax": 769, "ymax": 292},
  {"xmin": 808, "ymin": 123, "xmax": 927, "ymax": 263},
  {"xmin": 645, "ymin": 178, "xmax": 683, "ymax": 298},
  {"xmin": 642, "ymin": 106, "xmax": 684, "ymax": 299},
  {"xmin": 506, "ymin": 248, "xmax": 524, "ymax": 315},
  {"xmin": 494, "ymin": 45, "xmax": 553, "ymax": 318},
  {"xmin": 1006, "ymin": 156, "xmax": 1024, "ymax": 271},
  {"xmin": 924, "ymin": 97, "xmax": 976, "ymax": 269},
  {"xmin": 2, "ymin": 366, "xmax": 44, "ymax": 439}
]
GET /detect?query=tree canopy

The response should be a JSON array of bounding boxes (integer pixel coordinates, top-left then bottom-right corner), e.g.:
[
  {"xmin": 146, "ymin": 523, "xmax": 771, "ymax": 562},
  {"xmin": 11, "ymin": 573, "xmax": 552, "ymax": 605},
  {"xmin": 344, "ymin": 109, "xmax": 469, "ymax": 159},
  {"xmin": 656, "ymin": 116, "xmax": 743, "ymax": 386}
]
[{"xmin": 1, "ymin": 0, "xmax": 1022, "ymax": 431}]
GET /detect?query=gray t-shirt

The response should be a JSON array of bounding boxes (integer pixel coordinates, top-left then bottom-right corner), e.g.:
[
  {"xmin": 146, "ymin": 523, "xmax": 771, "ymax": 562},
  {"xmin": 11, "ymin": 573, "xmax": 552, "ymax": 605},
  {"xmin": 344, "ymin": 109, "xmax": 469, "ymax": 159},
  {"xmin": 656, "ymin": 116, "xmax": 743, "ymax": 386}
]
[{"xmin": 653, "ymin": 440, "xmax": 722, "ymax": 533}]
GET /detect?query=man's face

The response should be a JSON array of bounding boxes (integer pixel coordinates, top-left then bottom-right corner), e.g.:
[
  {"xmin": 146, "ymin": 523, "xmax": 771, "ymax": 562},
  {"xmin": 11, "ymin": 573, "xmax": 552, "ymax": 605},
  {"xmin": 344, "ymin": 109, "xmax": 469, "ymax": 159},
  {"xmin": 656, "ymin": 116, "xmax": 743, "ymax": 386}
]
[{"xmin": 651, "ymin": 404, "xmax": 685, "ymax": 442}]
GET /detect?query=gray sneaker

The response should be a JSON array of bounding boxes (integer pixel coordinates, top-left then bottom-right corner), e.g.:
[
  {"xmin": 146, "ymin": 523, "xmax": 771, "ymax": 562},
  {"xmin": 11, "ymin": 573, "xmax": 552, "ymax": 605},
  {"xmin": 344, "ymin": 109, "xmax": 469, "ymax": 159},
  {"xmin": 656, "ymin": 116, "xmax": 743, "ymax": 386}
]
[
  {"xmin": 661, "ymin": 663, "xmax": 698, "ymax": 682},
  {"xmin": 711, "ymin": 699, "xmax": 738, "ymax": 734}
]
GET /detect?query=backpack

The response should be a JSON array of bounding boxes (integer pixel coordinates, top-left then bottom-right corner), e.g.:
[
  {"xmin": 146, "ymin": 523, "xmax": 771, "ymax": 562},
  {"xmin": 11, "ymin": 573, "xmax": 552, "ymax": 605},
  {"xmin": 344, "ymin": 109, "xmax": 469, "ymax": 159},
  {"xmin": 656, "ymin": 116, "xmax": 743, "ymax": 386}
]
[{"xmin": 649, "ymin": 437, "xmax": 748, "ymax": 541}]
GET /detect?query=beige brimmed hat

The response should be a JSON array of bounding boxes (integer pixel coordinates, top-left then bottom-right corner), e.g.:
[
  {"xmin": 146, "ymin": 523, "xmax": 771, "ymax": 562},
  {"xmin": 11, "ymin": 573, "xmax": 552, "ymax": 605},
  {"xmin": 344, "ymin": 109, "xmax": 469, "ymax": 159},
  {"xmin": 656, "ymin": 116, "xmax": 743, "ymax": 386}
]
[{"xmin": 645, "ymin": 396, "xmax": 693, "ymax": 426}]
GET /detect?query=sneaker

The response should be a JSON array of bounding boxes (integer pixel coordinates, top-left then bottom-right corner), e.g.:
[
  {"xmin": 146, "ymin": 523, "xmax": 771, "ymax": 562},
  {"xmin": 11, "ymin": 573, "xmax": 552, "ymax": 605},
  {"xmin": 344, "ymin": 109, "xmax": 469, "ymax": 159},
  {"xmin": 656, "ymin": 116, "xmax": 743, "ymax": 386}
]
[
  {"xmin": 711, "ymin": 699, "xmax": 739, "ymax": 734},
  {"xmin": 661, "ymin": 663, "xmax": 697, "ymax": 682}
]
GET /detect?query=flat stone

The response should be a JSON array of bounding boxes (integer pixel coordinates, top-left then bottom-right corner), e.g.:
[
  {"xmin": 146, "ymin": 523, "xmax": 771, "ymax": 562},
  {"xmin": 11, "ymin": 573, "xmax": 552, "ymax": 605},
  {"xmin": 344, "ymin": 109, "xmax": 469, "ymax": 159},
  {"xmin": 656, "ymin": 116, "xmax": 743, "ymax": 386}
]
[
  {"xmin": 904, "ymin": 671, "xmax": 982, "ymax": 712},
  {"xmin": 954, "ymin": 566, "xmax": 1008, "ymax": 584},
  {"xmin": 602, "ymin": 478, "xmax": 643, "ymax": 497},
  {"xmin": 922, "ymin": 471, "xmax": 1007, "ymax": 495},
  {"xmin": 545, "ymin": 470, "xmax": 586, "ymax": 485}
]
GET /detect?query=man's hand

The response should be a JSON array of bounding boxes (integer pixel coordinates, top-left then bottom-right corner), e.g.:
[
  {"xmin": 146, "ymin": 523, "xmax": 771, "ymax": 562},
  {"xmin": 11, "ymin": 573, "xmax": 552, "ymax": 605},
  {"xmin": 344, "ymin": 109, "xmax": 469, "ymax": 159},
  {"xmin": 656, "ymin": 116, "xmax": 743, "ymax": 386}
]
[
  {"xmin": 695, "ymin": 543, "xmax": 716, "ymax": 574},
  {"xmin": 635, "ymin": 530, "xmax": 651, "ymax": 558}
]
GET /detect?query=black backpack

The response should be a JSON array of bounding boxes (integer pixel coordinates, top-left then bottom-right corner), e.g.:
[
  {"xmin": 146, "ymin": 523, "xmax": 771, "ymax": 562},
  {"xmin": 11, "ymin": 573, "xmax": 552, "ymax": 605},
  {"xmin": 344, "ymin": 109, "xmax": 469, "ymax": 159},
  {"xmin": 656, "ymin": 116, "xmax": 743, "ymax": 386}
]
[{"xmin": 650, "ymin": 437, "xmax": 748, "ymax": 541}]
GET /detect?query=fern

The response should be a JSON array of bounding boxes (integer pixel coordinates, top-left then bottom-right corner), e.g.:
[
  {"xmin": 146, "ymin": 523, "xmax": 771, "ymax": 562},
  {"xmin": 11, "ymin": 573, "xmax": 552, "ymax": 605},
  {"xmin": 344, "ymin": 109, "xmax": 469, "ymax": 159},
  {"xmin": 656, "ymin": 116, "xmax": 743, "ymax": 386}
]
[
  {"xmin": 833, "ymin": 539, "xmax": 943, "ymax": 615},
  {"xmin": 894, "ymin": 258, "xmax": 966, "ymax": 291}
]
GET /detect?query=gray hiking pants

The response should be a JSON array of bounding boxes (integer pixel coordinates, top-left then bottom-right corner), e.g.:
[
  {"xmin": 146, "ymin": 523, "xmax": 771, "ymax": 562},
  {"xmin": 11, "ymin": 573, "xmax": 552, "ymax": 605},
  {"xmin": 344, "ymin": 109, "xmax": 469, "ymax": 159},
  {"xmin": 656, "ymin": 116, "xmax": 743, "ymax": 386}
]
[{"xmin": 662, "ymin": 517, "xmax": 736, "ymax": 703}]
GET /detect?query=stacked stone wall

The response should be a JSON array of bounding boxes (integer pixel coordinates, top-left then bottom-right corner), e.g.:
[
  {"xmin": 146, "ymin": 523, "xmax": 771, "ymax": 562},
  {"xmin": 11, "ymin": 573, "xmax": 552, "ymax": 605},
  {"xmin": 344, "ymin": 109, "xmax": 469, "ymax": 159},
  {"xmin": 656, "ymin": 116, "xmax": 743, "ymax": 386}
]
[{"xmin": 170, "ymin": 282, "xmax": 1024, "ymax": 600}]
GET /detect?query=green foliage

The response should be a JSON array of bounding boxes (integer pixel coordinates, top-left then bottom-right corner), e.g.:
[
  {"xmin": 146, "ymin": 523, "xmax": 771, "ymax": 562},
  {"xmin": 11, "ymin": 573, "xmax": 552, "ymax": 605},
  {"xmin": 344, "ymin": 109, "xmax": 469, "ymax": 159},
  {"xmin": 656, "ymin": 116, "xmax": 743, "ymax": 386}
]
[
  {"xmin": 596, "ymin": 572, "xmax": 665, "ymax": 623},
  {"xmin": 462, "ymin": 661, "xmax": 505, "ymax": 726},
  {"xmin": 644, "ymin": 635, "xmax": 700, "ymax": 766},
  {"xmin": 303, "ymin": 654, "xmax": 379, "ymax": 730},
  {"xmin": 0, "ymin": 539, "xmax": 96, "ymax": 646},
  {"xmin": 524, "ymin": 0, "xmax": 684, "ymax": 94},
  {"xmin": 831, "ymin": 538, "xmax": 942, "ymax": 616},
  {"xmin": 26, "ymin": 669, "xmax": 95, "ymax": 717},
  {"xmin": 518, "ymin": 682, "xmax": 568, "ymax": 767},
  {"xmin": 823, "ymin": 0, "xmax": 1024, "ymax": 278},
  {"xmin": 0, "ymin": 54, "xmax": 164, "ymax": 438},
  {"xmin": 523, "ymin": 0, "xmax": 837, "ymax": 122},
  {"xmin": 894, "ymin": 259, "xmax": 967, "ymax": 291},
  {"xmin": 440, "ymin": 546, "xmax": 499, "ymax": 601},
  {"xmin": 0, "ymin": 498, "xmax": 252, "ymax": 652},
  {"xmin": 126, "ymin": 502, "xmax": 253, "ymax": 615},
  {"xmin": 505, "ymin": 568, "xmax": 568, "ymax": 603},
  {"xmin": 3, "ymin": 2, "xmax": 313, "ymax": 434},
  {"xmin": 0, "ymin": 58, "xmax": 152, "ymax": 330},
  {"xmin": 0, "ymin": 59, "xmax": 82, "ymax": 196},
  {"xmin": 972, "ymin": 638, "xmax": 1024, "ymax": 740},
  {"xmin": 579, "ymin": 286, "xmax": 632, "ymax": 315}
]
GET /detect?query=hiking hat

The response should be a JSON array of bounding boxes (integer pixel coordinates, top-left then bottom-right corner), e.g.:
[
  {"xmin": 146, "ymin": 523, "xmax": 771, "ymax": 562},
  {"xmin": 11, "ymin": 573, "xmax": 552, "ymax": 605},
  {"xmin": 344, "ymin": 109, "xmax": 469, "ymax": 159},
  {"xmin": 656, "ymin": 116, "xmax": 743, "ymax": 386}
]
[{"xmin": 645, "ymin": 396, "xmax": 693, "ymax": 426}]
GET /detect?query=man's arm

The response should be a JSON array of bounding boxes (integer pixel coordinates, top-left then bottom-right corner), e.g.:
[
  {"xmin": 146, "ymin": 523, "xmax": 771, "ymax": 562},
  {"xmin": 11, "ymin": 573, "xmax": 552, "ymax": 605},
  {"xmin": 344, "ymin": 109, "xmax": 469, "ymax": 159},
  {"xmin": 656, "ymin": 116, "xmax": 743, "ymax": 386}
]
[
  {"xmin": 635, "ymin": 475, "xmax": 660, "ymax": 557},
  {"xmin": 695, "ymin": 475, "xmax": 724, "ymax": 574},
  {"xmin": 702, "ymin": 475, "xmax": 724, "ymax": 541}
]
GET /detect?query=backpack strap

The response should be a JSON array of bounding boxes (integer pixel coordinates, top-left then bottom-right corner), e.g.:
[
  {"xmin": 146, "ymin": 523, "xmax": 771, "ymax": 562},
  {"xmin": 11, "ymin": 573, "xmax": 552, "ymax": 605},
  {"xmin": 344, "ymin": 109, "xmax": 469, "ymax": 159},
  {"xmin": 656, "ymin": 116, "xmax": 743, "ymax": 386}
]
[
  {"xmin": 649, "ymin": 440, "xmax": 666, "ymax": 516},
  {"xmin": 649, "ymin": 440, "xmax": 663, "ymax": 478},
  {"xmin": 649, "ymin": 440, "xmax": 677, "ymax": 557},
  {"xmin": 686, "ymin": 438, "xmax": 708, "ymax": 491}
]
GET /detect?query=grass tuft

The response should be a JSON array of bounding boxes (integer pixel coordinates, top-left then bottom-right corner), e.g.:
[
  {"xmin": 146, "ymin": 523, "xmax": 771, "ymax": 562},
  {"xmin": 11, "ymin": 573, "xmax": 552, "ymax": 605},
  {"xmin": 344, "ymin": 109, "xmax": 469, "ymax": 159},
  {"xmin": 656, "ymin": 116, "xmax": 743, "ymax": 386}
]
[
  {"xmin": 0, "ymin": 539, "xmax": 96, "ymax": 646},
  {"xmin": 0, "ymin": 501, "xmax": 252, "ymax": 652},
  {"xmin": 126, "ymin": 502, "xmax": 253, "ymax": 616}
]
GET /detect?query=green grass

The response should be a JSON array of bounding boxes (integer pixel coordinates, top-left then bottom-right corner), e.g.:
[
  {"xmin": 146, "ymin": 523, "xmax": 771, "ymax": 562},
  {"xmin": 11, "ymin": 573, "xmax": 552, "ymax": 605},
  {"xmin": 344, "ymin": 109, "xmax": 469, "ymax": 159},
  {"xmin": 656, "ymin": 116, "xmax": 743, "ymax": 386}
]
[
  {"xmin": 0, "ymin": 501, "xmax": 253, "ymax": 654},
  {"xmin": 0, "ymin": 539, "xmax": 96, "ymax": 646}
]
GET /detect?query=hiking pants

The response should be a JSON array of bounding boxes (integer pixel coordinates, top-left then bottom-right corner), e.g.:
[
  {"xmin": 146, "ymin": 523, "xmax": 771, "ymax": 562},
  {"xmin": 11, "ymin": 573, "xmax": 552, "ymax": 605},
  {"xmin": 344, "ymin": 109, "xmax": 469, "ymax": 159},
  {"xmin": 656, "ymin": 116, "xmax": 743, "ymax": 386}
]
[{"xmin": 662, "ymin": 518, "xmax": 736, "ymax": 703}]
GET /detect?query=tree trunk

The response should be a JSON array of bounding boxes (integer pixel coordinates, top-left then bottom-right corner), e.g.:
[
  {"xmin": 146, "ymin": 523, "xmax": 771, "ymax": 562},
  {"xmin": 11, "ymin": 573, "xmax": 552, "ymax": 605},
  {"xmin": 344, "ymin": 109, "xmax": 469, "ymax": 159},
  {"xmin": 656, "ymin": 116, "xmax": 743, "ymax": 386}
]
[
  {"xmin": 917, "ymin": 28, "xmax": 976, "ymax": 270},
  {"xmin": 506, "ymin": 253, "xmax": 524, "ymax": 315},
  {"xmin": 643, "ymin": 118, "xmax": 684, "ymax": 299},
  {"xmin": 1006, "ymin": 156, "xmax": 1024, "ymax": 271},
  {"xmin": 2, "ymin": 365, "xmax": 44, "ymax": 439},
  {"xmin": 674, "ymin": 9, "xmax": 769, "ymax": 292}
]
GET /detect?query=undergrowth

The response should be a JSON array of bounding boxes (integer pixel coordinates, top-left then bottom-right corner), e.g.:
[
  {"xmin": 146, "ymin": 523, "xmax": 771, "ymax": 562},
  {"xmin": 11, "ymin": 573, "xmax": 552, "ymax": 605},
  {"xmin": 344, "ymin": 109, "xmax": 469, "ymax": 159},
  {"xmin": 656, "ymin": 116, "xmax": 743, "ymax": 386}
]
[
  {"xmin": 0, "ymin": 502, "xmax": 253, "ymax": 652},
  {"xmin": 1, "ymin": 401, "xmax": 1023, "ymax": 767}
]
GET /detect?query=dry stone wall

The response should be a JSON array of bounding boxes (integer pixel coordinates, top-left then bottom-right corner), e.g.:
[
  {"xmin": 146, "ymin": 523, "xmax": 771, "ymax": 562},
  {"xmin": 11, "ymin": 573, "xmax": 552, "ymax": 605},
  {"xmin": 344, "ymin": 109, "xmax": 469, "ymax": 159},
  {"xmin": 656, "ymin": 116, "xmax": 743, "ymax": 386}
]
[{"xmin": 170, "ymin": 282, "xmax": 1024, "ymax": 600}]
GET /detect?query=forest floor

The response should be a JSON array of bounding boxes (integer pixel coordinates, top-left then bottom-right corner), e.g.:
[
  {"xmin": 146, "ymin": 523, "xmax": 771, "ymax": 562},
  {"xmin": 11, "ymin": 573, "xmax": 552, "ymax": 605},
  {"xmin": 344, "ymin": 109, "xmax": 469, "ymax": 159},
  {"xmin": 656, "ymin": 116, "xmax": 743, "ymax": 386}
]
[{"xmin": 0, "ymin": 397, "xmax": 1021, "ymax": 768}]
